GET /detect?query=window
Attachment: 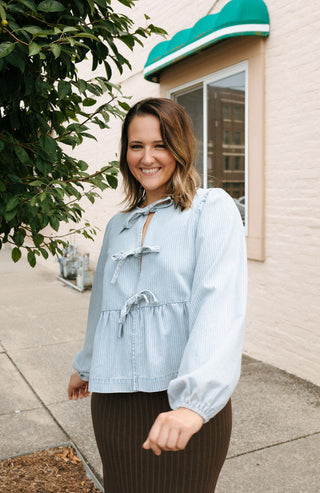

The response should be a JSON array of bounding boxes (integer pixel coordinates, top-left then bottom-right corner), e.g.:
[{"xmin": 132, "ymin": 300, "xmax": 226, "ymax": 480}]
[
  {"xmin": 171, "ymin": 62, "xmax": 248, "ymax": 230},
  {"xmin": 223, "ymin": 105, "xmax": 231, "ymax": 120},
  {"xmin": 224, "ymin": 130, "xmax": 231, "ymax": 145},
  {"xmin": 234, "ymin": 106, "xmax": 244, "ymax": 122},
  {"xmin": 160, "ymin": 36, "xmax": 266, "ymax": 260},
  {"xmin": 234, "ymin": 131, "xmax": 242, "ymax": 146}
]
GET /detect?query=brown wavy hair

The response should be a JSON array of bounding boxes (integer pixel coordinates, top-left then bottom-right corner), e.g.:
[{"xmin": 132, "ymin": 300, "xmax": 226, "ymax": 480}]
[{"xmin": 119, "ymin": 98, "xmax": 200, "ymax": 211}]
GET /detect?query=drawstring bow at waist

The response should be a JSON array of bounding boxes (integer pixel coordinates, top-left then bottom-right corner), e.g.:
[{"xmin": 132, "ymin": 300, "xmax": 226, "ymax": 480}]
[{"xmin": 117, "ymin": 290, "xmax": 158, "ymax": 337}]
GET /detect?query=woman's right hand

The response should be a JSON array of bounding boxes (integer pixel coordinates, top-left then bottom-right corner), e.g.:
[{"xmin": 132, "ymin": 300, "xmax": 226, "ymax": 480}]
[{"xmin": 68, "ymin": 373, "xmax": 90, "ymax": 400}]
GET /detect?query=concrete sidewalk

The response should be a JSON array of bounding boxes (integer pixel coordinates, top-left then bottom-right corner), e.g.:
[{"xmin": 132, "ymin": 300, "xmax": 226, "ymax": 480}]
[{"xmin": 1, "ymin": 247, "xmax": 319, "ymax": 492}]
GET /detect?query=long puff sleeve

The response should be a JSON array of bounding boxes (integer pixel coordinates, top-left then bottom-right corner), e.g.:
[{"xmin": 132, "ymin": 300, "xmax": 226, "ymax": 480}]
[
  {"xmin": 73, "ymin": 222, "xmax": 111, "ymax": 380},
  {"xmin": 167, "ymin": 189, "xmax": 247, "ymax": 422}
]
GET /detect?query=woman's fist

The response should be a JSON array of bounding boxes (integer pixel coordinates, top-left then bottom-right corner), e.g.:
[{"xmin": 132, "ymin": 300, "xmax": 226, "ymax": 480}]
[{"xmin": 143, "ymin": 407, "xmax": 204, "ymax": 455}]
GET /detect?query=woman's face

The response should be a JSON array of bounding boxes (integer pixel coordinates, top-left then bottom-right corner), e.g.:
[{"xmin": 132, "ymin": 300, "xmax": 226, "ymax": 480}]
[{"xmin": 126, "ymin": 114, "xmax": 176, "ymax": 205}]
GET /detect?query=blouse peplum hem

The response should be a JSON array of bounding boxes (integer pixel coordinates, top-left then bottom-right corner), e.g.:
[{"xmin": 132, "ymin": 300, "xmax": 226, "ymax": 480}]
[{"xmin": 89, "ymin": 373, "xmax": 178, "ymax": 394}]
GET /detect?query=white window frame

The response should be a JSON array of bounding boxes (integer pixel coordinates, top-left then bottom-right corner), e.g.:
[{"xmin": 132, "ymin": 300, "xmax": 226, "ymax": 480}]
[{"xmin": 168, "ymin": 61, "xmax": 249, "ymax": 235}]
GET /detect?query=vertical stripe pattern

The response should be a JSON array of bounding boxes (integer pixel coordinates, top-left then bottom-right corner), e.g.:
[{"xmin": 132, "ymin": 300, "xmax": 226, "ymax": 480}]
[
  {"xmin": 74, "ymin": 188, "xmax": 247, "ymax": 424},
  {"xmin": 91, "ymin": 392, "xmax": 232, "ymax": 493}
]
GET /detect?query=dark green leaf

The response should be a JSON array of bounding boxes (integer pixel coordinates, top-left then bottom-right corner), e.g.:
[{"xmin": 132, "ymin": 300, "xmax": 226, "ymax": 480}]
[
  {"xmin": 5, "ymin": 197, "xmax": 19, "ymax": 212},
  {"xmin": 4, "ymin": 209, "xmax": 18, "ymax": 221},
  {"xmin": 39, "ymin": 134, "xmax": 58, "ymax": 154},
  {"xmin": 73, "ymin": 33, "xmax": 100, "ymax": 41},
  {"xmin": 50, "ymin": 44, "xmax": 61, "ymax": 59},
  {"xmin": 58, "ymin": 80, "xmax": 72, "ymax": 99},
  {"xmin": 27, "ymin": 251, "xmax": 36, "ymax": 267},
  {"xmin": 82, "ymin": 98, "xmax": 96, "ymax": 106},
  {"xmin": 0, "ymin": 5, "xmax": 7, "ymax": 23},
  {"xmin": 62, "ymin": 26, "xmax": 78, "ymax": 33},
  {"xmin": 119, "ymin": 35, "xmax": 135, "ymax": 50},
  {"xmin": 7, "ymin": 174, "xmax": 22, "ymax": 184},
  {"xmin": 17, "ymin": 0, "xmax": 38, "ymax": 12},
  {"xmin": 29, "ymin": 42, "xmax": 41, "ymax": 56},
  {"xmin": 24, "ymin": 26, "xmax": 53, "ymax": 35},
  {"xmin": 32, "ymin": 233, "xmax": 44, "ymax": 247},
  {"xmin": 78, "ymin": 160, "xmax": 88, "ymax": 171},
  {"xmin": 49, "ymin": 215, "xmax": 59, "ymax": 231},
  {"xmin": 86, "ymin": 0, "xmax": 94, "ymax": 14},
  {"xmin": 15, "ymin": 145, "xmax": 31, "ymax": 164},
  {"xmin": 12, "ymin": 247, "xmax": 22, "ymax": 263},
  {"xmin": 14, "ymin": 229, "xmax": 27, "ymax": 247},
  {"xmin": 85, "ymin": 192, "xmax": 95, "ymax": 204},
  {"xmin": 106, "ymin": 174, "xmax": 118, "ymax": 189},
  {"xmin": 39, "ymin": 247, "xmax": 49, "ymax": 259},
  {"xmin": 38, "ymin": 0, "xmax": 65, "ymax": 12},
  {"xmin": 118, "ymin": 101, "xmax": 131, "ymax": 111},
  {"xmin": 117, "ymin": 0, "xmax": 134, "ymax": 6},
  {"xmin": 48, "ymin": 242, "xmax": 56, "ymax": 255},
  {"xmin": 0, "ymin": 42, "xmax": 15, "ymax": 59},
  {"xmin": 95, "ymin": 0, "xmax": 108, "ymax": 8},
  {"xmin": 77, "ymin": 79, "xmax": 88, "ymax": 94},
  {"xmin": 6, "ymin": 51, "xmax": 26, "ymax": 72}
]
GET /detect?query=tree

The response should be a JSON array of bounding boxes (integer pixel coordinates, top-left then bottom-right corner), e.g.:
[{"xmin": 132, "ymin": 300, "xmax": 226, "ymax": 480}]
[{"xmin": 0, "ymin": 0, "xmax": 165, "ymax": 266}]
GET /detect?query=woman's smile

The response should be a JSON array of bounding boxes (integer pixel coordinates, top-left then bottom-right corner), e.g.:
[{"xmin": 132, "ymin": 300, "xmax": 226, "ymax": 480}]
[{"xmin": 140, "ymin": 167, "xmax": 161, "ymax": 175}]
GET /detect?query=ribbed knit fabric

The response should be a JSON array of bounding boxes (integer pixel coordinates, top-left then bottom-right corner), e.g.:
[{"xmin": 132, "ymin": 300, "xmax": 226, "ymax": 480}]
[{"xmin": 91, "ymin": 392, "xmax": 232, "ymax": 493}]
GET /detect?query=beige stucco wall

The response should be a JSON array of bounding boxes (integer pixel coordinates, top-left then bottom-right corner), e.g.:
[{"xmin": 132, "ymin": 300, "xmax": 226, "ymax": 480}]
[{"xmin": 43, "ymin": 0, "xmax": 320, "ymax": 385}]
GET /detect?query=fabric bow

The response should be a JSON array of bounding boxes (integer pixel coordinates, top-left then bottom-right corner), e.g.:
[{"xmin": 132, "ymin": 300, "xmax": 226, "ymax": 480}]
[
  {"xmin": 111, "ymin": 246, "xmax": 160, "ymax": 284},
  {"xmin": 121, "ymin": 197, "xmax": 173, "ymax": 231},
  {"xmin": 117, "ymin": 290, "xmax": 158, "ymax": 337}
]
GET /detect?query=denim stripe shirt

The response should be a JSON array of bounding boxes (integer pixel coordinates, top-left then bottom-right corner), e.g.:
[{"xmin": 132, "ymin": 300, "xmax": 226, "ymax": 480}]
[{"xmin": 73, "ymin": 188, "xmax": 247, "ymax": 422}]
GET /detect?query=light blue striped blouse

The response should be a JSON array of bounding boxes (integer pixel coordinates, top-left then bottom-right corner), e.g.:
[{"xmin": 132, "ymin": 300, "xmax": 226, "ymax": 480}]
[{"xmin": 73, "ymin": 188, "xmax": 247, "ymax": 422}]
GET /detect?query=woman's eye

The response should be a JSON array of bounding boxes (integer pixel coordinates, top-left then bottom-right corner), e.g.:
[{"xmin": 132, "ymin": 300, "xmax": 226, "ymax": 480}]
[
  {"xmin": 130, "ymin": 144, "xmax": 142, "ymax": 150},
  {"xmin": 155, "ymin": 144, "xmax": 166, "ymax": 149}
]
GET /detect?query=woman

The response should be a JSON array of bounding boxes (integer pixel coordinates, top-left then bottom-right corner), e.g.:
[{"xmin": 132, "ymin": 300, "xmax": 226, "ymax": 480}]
[{"xmin": 68, "ymin": 98, "xmax": 247, "ymax": 493}]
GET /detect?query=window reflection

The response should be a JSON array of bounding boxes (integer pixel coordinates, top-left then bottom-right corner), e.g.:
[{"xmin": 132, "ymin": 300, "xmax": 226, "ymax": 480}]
[
  {"xmin": 173, "ymin": 70, "xmax": 246, "ymax": 225},
  {"xmin": 207, "ymin": 72, "xmax": 245, "ymax": 204},
  {"xmin": 175, "ymin": 87, "xmax": 203, "ymax": 182}
]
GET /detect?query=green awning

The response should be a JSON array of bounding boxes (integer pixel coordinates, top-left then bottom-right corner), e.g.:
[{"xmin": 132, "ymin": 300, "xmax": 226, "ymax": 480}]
[{"xmin": 144, "ymin": 0, "xmax": 270, "ymax": 82}]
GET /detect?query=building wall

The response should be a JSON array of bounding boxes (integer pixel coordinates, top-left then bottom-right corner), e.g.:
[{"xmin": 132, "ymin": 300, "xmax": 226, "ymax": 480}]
[
  {"xmin": 246, "ymin": 0, "xmax": 320, "ymax": 384},
  {"xmin": 49, "ymin": 0, "xmax": 320, "ymax": 385}
]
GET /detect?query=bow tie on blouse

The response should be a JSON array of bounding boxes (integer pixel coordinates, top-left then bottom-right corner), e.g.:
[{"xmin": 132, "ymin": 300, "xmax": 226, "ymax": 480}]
[
  {"xmin": 121, "ymin": 197, "xmax": 173, "ymax": 231},
  {"xmin": 111, "ymin": 245, "xmax": 160, "ymax": 284}
]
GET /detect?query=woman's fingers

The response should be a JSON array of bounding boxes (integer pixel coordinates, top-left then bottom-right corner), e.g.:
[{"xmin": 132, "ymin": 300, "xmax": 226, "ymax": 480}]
[
  {"xmin": 143, "ymin": 437, "xmax": 162, "ymax": 456},
  {"xmin": 164, "ymin": 427, "xmax": 180, "ymax": 450},
  {"xmin": 68, "ymin": 373, "xmax": 90, "ymax": 400},
  {"xmin": 143, "ymin": 408, "xmax": 204, "ymax": 455}
]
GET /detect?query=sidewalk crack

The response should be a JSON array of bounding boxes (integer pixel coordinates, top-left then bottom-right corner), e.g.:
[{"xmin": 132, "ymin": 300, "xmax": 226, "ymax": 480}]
[
  {"xmin": 227, "ymin": 431, "xmax": 320, "ymax": 460},
  {"xmin": 4, "ymin": 351, "xmax": 69, "ymax": 441}
]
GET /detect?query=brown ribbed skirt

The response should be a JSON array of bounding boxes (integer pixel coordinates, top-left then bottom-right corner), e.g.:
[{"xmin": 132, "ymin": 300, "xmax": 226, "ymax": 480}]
[{"xmin": 91, "ymin": 391, "xmax": 232, "ymax": 493}]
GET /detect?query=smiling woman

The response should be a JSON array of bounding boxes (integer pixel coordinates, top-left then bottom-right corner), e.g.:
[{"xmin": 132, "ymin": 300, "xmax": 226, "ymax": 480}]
[
  {"xmin": 119, "ymin": 98, "xmax": 199, "ymax": 211},
  {"xmin": 68, "ymin": 98, "xmax": 247, "ymax": 493}
]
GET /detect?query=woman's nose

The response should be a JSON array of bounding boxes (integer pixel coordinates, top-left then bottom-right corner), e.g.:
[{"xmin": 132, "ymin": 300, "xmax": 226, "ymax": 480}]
[{"xmin": 142, "ymin": 148, "xmax": 155, "ymax": 164}]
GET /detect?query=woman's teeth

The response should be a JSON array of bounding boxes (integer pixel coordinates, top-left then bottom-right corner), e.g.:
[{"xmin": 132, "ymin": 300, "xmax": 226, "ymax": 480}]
[{"xmin": 141, "ymin": 168, "xmax": 160, "ymax": 175}]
